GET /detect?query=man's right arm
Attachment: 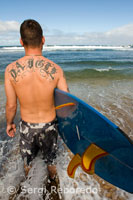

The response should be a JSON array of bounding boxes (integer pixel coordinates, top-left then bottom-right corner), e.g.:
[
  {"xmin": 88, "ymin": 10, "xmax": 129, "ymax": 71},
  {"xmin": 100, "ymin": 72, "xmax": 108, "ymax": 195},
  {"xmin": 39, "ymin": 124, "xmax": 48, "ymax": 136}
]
[
  {"xmin": 57, "ymin": 68, "xmax": 69, "ymax": 92},
  {"xmin": 5, "ymin": 66, "xmax": 17, "ymax": 137}
]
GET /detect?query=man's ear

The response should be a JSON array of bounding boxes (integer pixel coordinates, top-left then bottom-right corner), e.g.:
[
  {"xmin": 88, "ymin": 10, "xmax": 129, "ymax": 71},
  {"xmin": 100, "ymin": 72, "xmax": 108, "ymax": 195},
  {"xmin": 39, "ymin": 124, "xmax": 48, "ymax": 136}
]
[
  {"xmin": 20, "ymin": 38, "xmax": 24, "ymax": 46},
  {"xmin": 42, "ymin": 36, "xmax": 45, "ymax": 45}
]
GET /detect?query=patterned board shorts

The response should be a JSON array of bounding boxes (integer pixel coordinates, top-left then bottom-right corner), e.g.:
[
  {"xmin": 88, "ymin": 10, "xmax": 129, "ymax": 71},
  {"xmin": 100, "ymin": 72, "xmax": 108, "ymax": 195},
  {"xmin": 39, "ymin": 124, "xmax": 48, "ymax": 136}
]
[{"xmin": 19, "ymin": 118, "xmax": 58, "ymax": 166}]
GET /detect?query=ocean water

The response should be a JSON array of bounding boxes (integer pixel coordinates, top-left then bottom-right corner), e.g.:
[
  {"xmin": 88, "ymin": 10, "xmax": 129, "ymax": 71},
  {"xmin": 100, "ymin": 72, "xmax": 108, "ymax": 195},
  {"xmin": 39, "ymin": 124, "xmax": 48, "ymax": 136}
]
[
  {"xmin": 0, "ymin": 45, "xmax": 133, "ymax": 200},
  {"xmin": 0, "ymin": 45, "xmax": 133, "ymax": 81}
]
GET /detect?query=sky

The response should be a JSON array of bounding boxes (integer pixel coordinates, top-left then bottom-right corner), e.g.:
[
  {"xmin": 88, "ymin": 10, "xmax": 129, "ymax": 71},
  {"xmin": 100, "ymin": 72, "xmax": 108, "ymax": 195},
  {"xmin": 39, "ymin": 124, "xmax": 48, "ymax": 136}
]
[{"xmin": 0, "ymin": 0, "xmax": 133, "ymax": 45}]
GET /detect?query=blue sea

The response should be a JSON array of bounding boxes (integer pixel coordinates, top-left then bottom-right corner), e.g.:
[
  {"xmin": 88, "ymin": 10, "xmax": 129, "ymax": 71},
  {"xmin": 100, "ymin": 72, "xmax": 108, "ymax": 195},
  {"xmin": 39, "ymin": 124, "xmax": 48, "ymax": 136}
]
[
  {"xmin": 0, "ymin": 45, "xmax": 133, "ymax": 82},
  {"xmin": 0, "ymin": 45, "xmax": 133, "ymax": 199}
]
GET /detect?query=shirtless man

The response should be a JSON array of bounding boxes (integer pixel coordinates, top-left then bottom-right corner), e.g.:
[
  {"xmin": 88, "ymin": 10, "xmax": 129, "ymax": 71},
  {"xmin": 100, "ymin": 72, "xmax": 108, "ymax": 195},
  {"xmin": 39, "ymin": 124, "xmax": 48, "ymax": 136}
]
[{"xmin": 5, "ymin": 19, "xmax": 69, "ymax": 179}]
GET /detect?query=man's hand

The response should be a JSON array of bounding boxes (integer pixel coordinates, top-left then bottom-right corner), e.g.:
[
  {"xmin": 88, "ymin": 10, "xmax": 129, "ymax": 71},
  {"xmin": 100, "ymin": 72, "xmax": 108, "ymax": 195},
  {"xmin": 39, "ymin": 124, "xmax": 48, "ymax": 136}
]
[{"xmin": 6, "ymin": 123, "xmax": 16, "ymax": 137}]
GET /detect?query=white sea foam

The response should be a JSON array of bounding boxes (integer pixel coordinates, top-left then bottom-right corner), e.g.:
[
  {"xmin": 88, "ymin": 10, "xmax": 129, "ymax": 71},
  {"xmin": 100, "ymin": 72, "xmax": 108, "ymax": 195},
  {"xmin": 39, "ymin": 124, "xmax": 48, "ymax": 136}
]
[
  {"xmin": 0, "ymin": 136, "xmax": 102, "ymax": 200},
  {"xmin": 0, "ymin": 45, "xmax": 133, "ymax": 52},
  {"xmin": 95, "ymin": 67, "xmax": 113, "ymax": 72},
  {"xmin": 0, "ymin": 134, "xmax": 132, "ymax": 200},
  {"xmin": 44, "ymin": 45, "xmax": 132, "ymax": 51},
  {"xmin": 0, "ymin": 46, "xmax": 24, "ymax": 52},
  {"xmin": 94, "ymin": 67, "xmax": 130, "ymax": 72}
]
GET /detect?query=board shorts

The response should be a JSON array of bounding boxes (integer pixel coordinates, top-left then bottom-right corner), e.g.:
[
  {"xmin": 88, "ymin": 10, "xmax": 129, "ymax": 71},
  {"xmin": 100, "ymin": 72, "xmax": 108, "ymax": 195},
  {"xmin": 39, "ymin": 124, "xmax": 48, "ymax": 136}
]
[{"xmin": 19, "ymin": 118, "xmax": 58, "ymax": 166}]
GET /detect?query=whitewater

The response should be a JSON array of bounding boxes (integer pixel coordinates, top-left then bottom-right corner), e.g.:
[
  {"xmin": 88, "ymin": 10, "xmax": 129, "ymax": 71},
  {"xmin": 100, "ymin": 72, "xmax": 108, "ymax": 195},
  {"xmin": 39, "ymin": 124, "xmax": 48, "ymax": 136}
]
[{"xmin": 0, "ymin": 45, "xmax": 133, "ymax": 52}]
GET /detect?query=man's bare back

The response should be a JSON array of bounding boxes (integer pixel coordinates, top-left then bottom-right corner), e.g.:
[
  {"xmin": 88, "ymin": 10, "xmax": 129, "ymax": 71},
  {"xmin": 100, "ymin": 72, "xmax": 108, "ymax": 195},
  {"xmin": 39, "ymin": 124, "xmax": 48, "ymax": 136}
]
[
  {"xmin": 5, "ymin": 55, "xmax": 68, "ymax": 123},
  {"xmin": 5, "ymin": 19, "xmax": 69, "ymax": 178}
]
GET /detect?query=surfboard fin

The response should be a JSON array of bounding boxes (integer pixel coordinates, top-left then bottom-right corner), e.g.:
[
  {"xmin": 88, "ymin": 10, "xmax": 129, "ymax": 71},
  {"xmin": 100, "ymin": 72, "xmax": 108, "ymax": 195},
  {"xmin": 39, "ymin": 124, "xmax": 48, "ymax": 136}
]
[
  {"xmin": 67, "ymin": 143, "xmax": 108, "ymax": 178},
  {"xmin": 81, "ymin": 143, "xmax": 108, "ymax": 174},
  {"xmin": 67, "ymin": 153, "xmax": 81, "ymax": 178}
]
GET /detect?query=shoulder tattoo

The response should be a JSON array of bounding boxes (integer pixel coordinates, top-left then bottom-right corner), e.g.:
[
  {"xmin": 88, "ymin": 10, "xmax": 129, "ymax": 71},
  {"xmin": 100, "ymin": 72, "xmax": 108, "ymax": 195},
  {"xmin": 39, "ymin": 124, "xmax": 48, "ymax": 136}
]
[{"xmin": 8, "ymin": 58, "xmax": 57, "ymax": 83}]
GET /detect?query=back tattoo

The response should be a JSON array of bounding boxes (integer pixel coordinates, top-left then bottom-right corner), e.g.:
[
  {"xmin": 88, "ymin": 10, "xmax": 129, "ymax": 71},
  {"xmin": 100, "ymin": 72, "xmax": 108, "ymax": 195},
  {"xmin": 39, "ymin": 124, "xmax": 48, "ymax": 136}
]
[{"xmin": 8, "ymin": 58, "xmax": 57, "ymax": 83}]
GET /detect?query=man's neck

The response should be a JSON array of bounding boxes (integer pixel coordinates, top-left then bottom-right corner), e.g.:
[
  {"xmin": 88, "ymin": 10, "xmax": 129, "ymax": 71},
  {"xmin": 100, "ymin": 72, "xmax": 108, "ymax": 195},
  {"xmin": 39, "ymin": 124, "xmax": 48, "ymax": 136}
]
[{"xmin": 24, "ymin": 46, "xmax": 43, "ymax": 56}]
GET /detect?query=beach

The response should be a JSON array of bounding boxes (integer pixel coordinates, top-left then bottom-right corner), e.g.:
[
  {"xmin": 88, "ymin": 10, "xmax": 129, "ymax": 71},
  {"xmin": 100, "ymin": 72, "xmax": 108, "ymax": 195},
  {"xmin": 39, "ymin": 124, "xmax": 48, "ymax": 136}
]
[{"xmin": 0, "ymin": 45, "xmax": 133, "ymax": 200}]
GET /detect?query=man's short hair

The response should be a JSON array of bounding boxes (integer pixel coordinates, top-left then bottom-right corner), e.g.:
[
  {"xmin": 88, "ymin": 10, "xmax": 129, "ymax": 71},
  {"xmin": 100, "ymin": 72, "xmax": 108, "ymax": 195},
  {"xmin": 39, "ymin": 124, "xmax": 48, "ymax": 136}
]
[{"xmin": 20, "ymin": 19, "xmax": 43, "ymax": 47}]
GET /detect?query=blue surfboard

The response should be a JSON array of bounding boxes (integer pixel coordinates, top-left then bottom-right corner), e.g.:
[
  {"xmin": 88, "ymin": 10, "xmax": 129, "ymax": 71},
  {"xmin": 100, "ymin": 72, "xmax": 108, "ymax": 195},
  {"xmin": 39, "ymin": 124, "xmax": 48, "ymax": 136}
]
[{"xmin": 54, "ymin": 89, "xmax": 133, "ymax": 193}]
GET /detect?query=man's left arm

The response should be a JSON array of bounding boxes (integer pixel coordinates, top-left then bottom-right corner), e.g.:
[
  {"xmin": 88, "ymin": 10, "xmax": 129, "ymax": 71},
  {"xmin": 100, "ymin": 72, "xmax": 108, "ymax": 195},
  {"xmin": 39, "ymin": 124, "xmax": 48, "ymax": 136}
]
[{"xmin": 5, "ymin": 67, "xmax": 17, "ymax": 137}]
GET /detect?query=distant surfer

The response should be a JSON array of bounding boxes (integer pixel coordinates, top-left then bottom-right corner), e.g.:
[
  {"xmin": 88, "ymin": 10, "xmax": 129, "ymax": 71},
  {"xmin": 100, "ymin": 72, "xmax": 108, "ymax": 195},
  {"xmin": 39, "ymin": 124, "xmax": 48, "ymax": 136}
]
[{"xmin": 5, "ymin": 19, "xmax": 69, "ymax": 180}]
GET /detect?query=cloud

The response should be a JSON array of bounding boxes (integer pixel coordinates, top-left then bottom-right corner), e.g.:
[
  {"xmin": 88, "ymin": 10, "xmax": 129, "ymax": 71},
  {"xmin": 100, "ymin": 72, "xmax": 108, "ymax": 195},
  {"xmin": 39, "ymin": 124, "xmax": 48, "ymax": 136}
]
[
  {"xmin": 0, "ymin": 20, "xmax": 20, "ymax": 32},
  {"xmin": 106, "ymin": 24, "xmax": 133, "ymax": 36},
  {"xmin": 0, "ymin": 19, "xmax": 133, "ymax": 46},
  {"xmin": 0, "ymin": 20, "xmax": 20, "ymax": 45},
  {"xmin": 45, "ymin": 23, "xmax": 133, "ymax": 45}
]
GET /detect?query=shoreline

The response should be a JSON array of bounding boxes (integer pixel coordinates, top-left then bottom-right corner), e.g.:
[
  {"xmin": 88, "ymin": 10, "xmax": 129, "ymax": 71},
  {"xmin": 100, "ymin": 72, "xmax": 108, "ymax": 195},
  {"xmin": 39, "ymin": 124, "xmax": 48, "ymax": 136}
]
[
  {"xmin": 1, "ymin": 79, "xmax": 133, "ymax": 140},
  {"xmin": 0, "ymin": 79, "xmax": 132, "ymax": 200}
]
